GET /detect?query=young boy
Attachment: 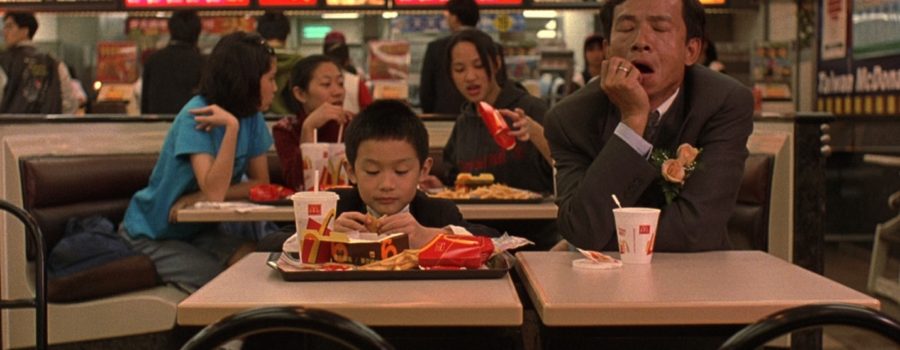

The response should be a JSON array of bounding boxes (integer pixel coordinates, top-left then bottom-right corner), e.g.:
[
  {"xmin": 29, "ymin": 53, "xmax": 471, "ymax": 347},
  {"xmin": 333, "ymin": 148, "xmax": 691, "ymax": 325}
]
[{"xmin": 333, "ymin": 99, "xmax": 497, "ymax": 248}]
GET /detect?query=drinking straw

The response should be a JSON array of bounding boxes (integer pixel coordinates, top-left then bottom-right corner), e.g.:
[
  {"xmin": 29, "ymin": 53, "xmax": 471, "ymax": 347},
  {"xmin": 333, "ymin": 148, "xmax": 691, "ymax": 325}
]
[
  {"xmin": 337, "ymin": 124, "xmax": 344, "ymax": 143},
  {"xmin": 612, "ymin": 194, "xmax": 622, "ymax": 209},
  {"xmin": 314, "ymin": 170, "xmax": 320, "ymax": 192},
  {"xmin": 312, "ymin": 128, "xmax": 318, "ymax": 144}
]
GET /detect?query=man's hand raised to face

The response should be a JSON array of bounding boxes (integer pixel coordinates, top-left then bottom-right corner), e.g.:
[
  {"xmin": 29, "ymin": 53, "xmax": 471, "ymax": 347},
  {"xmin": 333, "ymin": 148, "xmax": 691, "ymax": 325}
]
[{"xmin": 600, "ymin": 57, "xmax": 652, "ymax": 136}]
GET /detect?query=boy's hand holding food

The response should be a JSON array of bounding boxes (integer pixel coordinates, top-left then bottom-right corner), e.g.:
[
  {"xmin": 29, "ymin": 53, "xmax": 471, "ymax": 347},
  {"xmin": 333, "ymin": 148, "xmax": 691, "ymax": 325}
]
[
  {"xmin": 334, "ymin": 211, "xmax": 370, "ymax": 233},
  {"xmin": 378, "ymin": 212, "xmax": 445, "ymax": 248}
]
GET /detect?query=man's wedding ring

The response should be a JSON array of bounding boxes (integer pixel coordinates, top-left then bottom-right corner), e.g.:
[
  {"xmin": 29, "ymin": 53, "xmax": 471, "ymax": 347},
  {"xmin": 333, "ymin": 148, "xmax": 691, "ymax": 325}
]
[{"xmin": 616, "ymin": 65, "xmax": 631, "ymax": 73}]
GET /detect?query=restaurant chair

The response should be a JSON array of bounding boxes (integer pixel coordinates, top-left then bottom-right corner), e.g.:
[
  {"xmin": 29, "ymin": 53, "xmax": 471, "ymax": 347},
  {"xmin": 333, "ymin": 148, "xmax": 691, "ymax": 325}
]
[
  {"xmin": 718, "ymin": 304, "xmax": 900, "ymax": 350},
  {"xmin": 180, "ymin": 306, "xmax": 394, "ymax": 350},
  {"xmin": 866, "ymin": 153, "xmax": 900, "ymax": 305},
  {"xmin": 0, "ymin": 200, "xmax": 47, "ymax": 350}
]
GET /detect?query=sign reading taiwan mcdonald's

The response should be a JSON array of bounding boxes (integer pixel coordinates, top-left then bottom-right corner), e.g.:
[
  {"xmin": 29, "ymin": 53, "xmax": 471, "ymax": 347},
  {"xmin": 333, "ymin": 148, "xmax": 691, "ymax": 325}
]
[
  {"xmin": 817, "ymin": 0, "xmax": 900, "ymax": 116},
  {"xmin": 124, "ymin": 0, "xmax": 249, "ymax": 8}
]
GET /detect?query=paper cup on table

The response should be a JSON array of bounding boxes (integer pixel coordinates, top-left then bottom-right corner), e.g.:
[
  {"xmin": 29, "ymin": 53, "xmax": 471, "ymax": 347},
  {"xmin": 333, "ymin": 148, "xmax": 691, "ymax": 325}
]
[
  {"xmin": 613, "ymin": 207, "xmax": 660, "ymax": 264},
  {"xmin": 300, "ymin": 143, "xmax": 330, "ymax": 192},
  {"xmin": 290, "ymin": 191, "xmax": 340, "ymax": 263}
]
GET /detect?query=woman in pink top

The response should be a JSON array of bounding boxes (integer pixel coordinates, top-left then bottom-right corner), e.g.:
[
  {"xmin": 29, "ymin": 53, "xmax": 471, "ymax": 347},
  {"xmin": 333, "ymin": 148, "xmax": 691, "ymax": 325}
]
[{"xmin": 272, "ymin": 55, "xmax": 354, "ymax": 190}]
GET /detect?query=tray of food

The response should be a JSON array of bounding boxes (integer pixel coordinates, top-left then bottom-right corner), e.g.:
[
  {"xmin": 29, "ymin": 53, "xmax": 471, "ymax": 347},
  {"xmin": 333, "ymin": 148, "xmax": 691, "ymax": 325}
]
[
  {"xmin": 428, "ymin": 183, "xmax": 546, "ymax": 204},
  {"xmin": 268, "ymin": 234, "xmax": 514, "ymax": 281},
  {"xmin": 267, "ymin": 252, "xmax": 512, "ymax": 281}
]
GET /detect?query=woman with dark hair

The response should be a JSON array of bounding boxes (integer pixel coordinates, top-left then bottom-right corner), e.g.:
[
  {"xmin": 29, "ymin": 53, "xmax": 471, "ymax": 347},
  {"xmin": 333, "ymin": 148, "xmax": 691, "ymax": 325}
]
[
  {"xmin": 322, "ymin": 31, "xmax": 372, "ymax": 114},
  {"xmin": 422, "ymin": 29, "xmax": 559, "ymax": 249},
  {"xmin": 575, "ymin": 33, "xmax": 605, "ymax": 86},
  {"xmin": 423, "ymin": 29, "xmax": 552, "ymax": 192},
  {"xmin": 272, "ymin": 54, "xmax": 354, "ymax": 190},
  {"xmin": 119, "ymin": 31, "xmax": 278, "ymax": 293}
]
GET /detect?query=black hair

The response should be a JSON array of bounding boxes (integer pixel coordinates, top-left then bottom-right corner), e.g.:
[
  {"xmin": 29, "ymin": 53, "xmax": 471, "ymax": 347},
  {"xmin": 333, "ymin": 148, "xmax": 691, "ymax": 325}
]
[
  {"xmin": 199, "ymin": 32, "xmax": 275, "ymax": 118},
  {"xmin": 281, "ymin": 54, "xmax": 341, "ymax": 113},
  {"xmin": 256, "ymin": 11, "xmax": 290, "ymax": 42},
  {"xmin": 445, "ymin": 29, "xmax": 507, "ymax": 88},
  {"xmin": 168, "ymin": 10, "xmax": 201, "ymax": 45},
  {"xmin": 4, "ymin": 12, "xmax": 38, "ymax": 39},
  {"xmin": 583, "ymin": 33, "xmax": 604, "ymax": 51},
  {"xmin": 344, "ymin": 100, "xmax": 429, "ymax": 167},
  {"xmin": 323, "ymin": 42, "xmax": 355, "ymax": 74},
  {"xmin": 447, "ymin": 0, "xmax": 480, "ymax": 27},
  {"xmin": 703, "ymin": 39, "xmax": 719, "ymax": 65},
  {"xmin": 600, "ymin": 0, "xmax": 705, "ymax": 43},
  {"xmin": 289, "ymin": 55, "xmax": 341, "ymax": 92}
]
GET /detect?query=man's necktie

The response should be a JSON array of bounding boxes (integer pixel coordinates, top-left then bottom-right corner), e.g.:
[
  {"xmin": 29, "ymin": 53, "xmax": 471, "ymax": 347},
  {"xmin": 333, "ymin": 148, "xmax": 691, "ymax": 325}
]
[{"xmin": 643, "ymin": 110, "xmax": 661, "ymax": 142}]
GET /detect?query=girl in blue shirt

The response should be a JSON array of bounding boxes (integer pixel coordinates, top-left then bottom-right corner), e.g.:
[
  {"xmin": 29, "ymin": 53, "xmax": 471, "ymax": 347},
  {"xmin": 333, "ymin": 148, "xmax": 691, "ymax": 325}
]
[{"xmin": 121, "ymin": 32, "xmax": 278, "ymax": 292}]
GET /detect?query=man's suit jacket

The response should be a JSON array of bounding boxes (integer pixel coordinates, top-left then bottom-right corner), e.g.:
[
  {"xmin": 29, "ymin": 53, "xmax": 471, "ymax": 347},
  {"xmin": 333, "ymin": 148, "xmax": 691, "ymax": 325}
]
[
  {"xmin": 544, "ymin": 65, "xmax": 753, "ymax": 252},
  {"xmin": 332, "ymin": 187, "xmax": 498, "ymax": 237},
  {"xmin": 419, "ymin": 36, "xmax": 466, "ymax": 114}
]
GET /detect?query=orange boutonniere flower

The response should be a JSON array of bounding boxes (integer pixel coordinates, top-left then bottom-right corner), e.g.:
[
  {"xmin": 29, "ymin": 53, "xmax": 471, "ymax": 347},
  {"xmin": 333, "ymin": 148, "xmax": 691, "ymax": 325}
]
[{"xmin": 650, "ymin": 143, "xmax": 702, "ymax": 204}]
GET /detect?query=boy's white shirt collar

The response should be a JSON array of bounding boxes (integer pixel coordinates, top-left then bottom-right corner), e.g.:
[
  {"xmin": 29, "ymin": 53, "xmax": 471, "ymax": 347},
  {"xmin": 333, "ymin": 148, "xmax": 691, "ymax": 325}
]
[{"xmin": 367, "ymin": 204, "xmax": 410, "ymax": 218}]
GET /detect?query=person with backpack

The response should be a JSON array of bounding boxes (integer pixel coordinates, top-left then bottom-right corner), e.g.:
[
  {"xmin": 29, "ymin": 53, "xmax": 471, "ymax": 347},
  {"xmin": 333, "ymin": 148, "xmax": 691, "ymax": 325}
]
[{"xmin": 0, "ymin": 12, "xmax": 79, "ymax": 114}]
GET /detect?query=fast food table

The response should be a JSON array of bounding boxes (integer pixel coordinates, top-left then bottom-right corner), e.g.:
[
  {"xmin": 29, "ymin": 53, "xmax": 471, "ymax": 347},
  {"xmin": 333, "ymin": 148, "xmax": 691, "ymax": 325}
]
[
  {"xmin": 175, "ymin": 200, "xmax": 558, "ymax": 222},
  {"xmin": 177, "ymin": 253, "xmax": 524, "ymax": 348},
  {"xmin": 515, "ymin": 251, "xmax": 880, "ymax": 349}
]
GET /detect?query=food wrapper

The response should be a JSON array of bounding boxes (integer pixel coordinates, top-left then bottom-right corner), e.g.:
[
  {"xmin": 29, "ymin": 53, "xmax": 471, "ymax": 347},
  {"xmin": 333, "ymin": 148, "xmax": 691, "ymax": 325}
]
[
  {"xmin": 418, "ymin": 234, "xmax": 494, "ymax": 269},
  {"xmin": 249, "ymin": 184, "xmax": 295, "ymax": 202},
  {"xmin": 572, "ymin": 248, "xmax": 623, "ymax": 270}
]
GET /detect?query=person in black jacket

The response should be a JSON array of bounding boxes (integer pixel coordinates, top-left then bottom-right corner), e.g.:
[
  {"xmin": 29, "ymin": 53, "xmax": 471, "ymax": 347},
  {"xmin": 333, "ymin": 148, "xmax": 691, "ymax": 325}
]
[
  {"xmin": 333, "ymin": 100, "xmax": 497, "ymax": 248},
  {"xmin": 418, "ymin": 0, "xmax": 478, "ymax": 114},
  {"xmin": 140, "ymin": 10, "xmax": 205, "ymax": 114}
]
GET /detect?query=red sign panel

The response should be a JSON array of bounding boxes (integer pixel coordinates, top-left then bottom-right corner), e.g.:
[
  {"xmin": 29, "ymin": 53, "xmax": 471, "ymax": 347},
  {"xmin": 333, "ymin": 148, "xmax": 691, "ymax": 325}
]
[
  {"xmin": 124, "ymin": 0, "xmax": 249, "ymax": 8},
  {"xmin": 259, "ymin": 0, "xmax": 316, "ymax": 6},
  {"xmin": 394, "ymin": 0, "xmax": 519, "ymax": 6}
]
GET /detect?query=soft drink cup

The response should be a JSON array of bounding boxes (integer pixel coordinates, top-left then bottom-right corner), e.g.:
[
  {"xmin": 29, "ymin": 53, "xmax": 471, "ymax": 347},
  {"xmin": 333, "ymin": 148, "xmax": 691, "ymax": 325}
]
[
  {"xmin": 291, "ymin": 191, "xmax": 339, "ymax": 263},
  {"xmin": 300, "ymin": 143, "xmax": 331, "ymax": 191},
  {"xmin": 613, "ymin": 207, "xmax": 661, "ymax": 264}
]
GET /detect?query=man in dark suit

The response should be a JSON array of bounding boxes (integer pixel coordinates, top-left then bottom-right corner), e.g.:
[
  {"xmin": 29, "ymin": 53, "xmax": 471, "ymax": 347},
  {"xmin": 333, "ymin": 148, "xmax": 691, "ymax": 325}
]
[
  {"xmin": 418, "ymin": 0, "xmax": 478, "ymax": 114},
  {"xmin": 544, "ymin": 0, "xmax": 753, "ymax": 252},
  {"xmin": 141, "ymin": 10, "xmax": 205, "ymax": 114}
]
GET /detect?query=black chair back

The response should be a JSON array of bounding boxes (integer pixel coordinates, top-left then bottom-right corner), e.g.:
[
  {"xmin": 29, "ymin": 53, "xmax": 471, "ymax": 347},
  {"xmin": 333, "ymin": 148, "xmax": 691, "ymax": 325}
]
[
  {"xmin": 181, "ymin": 307, "xmax": 394, "ymax": 350},
  {"xmin": 0, "ymin": 200, "xmax": 47, "ymax": 350},
  {"xmin": 719, "ymin": 303, "xmax": 900, "ymax": 350}
]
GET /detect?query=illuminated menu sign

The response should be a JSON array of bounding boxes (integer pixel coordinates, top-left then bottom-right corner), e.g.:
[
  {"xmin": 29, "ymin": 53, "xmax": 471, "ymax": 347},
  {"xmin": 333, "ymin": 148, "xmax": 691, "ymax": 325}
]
[
  {"xmin": 393, "ymin": 0, "xmax": 520, "ymax": 6},
  {"xmin": 124, "ymin": 0, "xmax": 249, "ymax": 8},
  {"xmin": 258, "ymin": 0, "xmax": 316, "ymax": 6}
]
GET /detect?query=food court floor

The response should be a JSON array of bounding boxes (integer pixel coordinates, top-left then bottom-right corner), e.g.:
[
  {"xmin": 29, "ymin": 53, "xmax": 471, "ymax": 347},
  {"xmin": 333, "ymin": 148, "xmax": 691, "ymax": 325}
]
[{"xmin": 818, "ymin": 242, "xmax": 899, "ymax": 350}]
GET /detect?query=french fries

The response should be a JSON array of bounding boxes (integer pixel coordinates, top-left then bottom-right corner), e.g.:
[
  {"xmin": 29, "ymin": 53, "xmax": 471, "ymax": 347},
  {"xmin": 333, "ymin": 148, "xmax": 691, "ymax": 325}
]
[
  {"xmin": 431, "ymin": 184, "xmax": 541, "ymax": 200},
  {"xmin": 358, "ymin": 249, "xmax": 420, "ymax": 271}
]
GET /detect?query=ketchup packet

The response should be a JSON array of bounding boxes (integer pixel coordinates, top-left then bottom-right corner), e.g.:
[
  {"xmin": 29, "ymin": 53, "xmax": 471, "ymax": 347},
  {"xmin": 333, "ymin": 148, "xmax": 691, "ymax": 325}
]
[
  {"xmin": 477, "ymin": 101, "xmax": 516, "ymax": 151},
  {"xmin": 418, "ymin": 234, "xmax": 495, "ymax": 269},
  {"xmin": 249, "ymin": 184, "xmax": 295, "ymax": 202}
]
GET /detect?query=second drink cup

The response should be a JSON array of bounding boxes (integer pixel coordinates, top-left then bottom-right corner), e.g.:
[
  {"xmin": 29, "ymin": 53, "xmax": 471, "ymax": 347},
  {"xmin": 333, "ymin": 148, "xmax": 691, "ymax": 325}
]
[{"xmin": 613, "ymin": 207, "xmax": 661, "ymax": 264}]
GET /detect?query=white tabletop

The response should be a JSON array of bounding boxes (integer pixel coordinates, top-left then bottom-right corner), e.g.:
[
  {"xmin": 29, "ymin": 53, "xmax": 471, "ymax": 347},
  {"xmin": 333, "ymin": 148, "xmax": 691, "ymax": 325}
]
[
  {"xmin": 176, "ymin": 201, "xmax": 558, "ymax": 222},
  {"xmin": 177, "ymin": 253, "xmax": 523, "ymax": 327},
  {"xmin": 515, "ymin": 251, "xmax": 880, "ymax": 327}
]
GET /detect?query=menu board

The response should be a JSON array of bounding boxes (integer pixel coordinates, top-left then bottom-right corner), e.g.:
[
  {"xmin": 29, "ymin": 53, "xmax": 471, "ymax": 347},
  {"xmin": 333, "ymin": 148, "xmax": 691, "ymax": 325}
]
[
  {"xmin": 96, "ymin": 41, "xmax": 139, "ymax": 84},
  {"xmin": 124, "ymin": 0, "xmax": 249, "ymax": 8},
  {"xmin": 394, "ymin": 0, "xmax": 520, "ymax": 6},
  {"xmin": 325, "ymin": 0, "xmax": 385, "ymax": 6},
  {"xmin": 258, "ymin": 0, "xmax": 316, "ymax": 6}
]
